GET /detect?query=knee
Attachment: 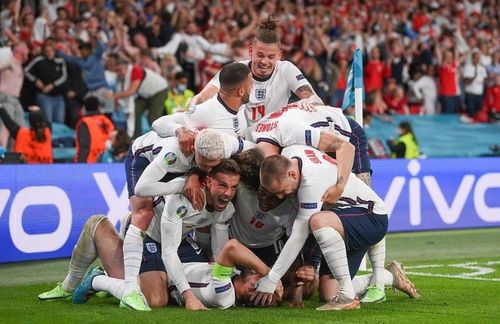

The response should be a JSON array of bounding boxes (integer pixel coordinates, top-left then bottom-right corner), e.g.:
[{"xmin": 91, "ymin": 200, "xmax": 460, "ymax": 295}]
[
  {"xmin": 309, "ymin": 213, "xmax": 327, "ymax": 232},
  {"xmin": 222, "ymin": 239, "xmax": 240, "ymax": 253},
  {"xmin": 147, "ymin": 294, "xmax": 168, "ymax": 308},
  {"xmin": 84, "ymin": 214, "xmax": 107, "ymax": 237}
]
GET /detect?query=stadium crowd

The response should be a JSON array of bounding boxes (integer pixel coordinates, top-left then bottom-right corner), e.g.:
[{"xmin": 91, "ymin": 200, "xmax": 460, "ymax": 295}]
[{"xmin": 0, "ymin": 0, "xmax": 499, "ymax": 164}]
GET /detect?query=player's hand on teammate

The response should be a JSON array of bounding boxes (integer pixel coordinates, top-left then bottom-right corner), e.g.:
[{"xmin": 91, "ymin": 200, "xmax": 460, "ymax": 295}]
[
  {"xmin": 321, "ymin": 183, "xmax": 345, "ymax": 204},
  {"xmin": 184, "ymin": 291, "xmax": 209, "ymax": 311},
  {"xmin": 295, "ymin": 265, "xmax": 315, "ymax": 283},
  {"xmin": 286, "ymin": 99, "xmax": 317, "ymax": 112},
  {"xmin": 183, "ymin": 174, "xmax": 205, "ymax": 211},
  {"xmin": 251, "ymin": 276, "xmax": 280, "ymax": 307},
  {"xmin": 175, "ymin": 127, "xmax": 196, "ymax": 156}
]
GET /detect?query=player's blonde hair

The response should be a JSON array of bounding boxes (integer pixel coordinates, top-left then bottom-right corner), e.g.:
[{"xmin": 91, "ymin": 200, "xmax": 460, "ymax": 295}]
[{"xmin": 194, "ymin": 129, "xmax": 225, "ymax": 160}]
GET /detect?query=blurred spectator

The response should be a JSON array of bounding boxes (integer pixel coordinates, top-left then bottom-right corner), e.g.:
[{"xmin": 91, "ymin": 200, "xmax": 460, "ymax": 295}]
[
  {"xmin": 435, "ymin": 45, "xmax": 461, "ymax": 114},
  {"xmin": 329, "ymin": 50, "xmax": 349, "ymax": 107},
  {"xmin": 75, "ymin": 96, "xmax": 114, "ymax": 163},
  {"xmin": 409, "ymin": 67, "xmax": 438, "ymax": 115},
  {"xmin": 97, "ymin": 128, "xmax": 131, "ymax": 163},
  {"xmin": 24, "ymin": 40, "xmax": 68, "ymax": 123},
  {"xmin": 478, "ymin": 73, "xmax": 500, "ymax": 123},
  {"xmin": 114, "ymin": 59, "xmax": 168, "ymax": 138},
  {"xmin": 0, "ymin": 105, "xmax": 53, "ymax": 164},
  {"xmin": 387, "ymin": 121, "xmax": 420, "ymax": 159},
  {"xmin": 0, "ymin": 42, "xmax": 29, "ymax": 148},
  {"xmin": 164, "ymin": 71, "xmax": 194, "ymax": 115},
  {"xmin": 63, "ymin": 61, "xmax": 88, "ymax": 128},
  {"xmin": 383, "ymin": 79, "xmax": 409, "ymax": 115},
  {"xmin": 57, "ymin": 40, "xmax": 114, "ymax": 118},
  {"xmin": 463, "ymin": 50, "xmax": 488, "ymax": 118}
]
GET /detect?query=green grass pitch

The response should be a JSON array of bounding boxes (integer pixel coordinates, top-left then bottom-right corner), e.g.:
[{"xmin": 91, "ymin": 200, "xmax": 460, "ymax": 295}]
[{"xmin": 1, "ymin": 228, "xmax": 499, "ymax": 323}]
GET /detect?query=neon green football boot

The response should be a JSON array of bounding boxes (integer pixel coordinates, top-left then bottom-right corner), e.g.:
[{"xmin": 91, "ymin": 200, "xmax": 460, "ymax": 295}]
[
  {"xmin": 120, "ymin": 291, "xmax": 151, "ymax": 311},
  {"xmin": 38, "ymin": 282, "xmax": 72, "ymax": 301},
  {"xmin": 360, "ymin": 285, "xmax": 386, "ymax": 303}
]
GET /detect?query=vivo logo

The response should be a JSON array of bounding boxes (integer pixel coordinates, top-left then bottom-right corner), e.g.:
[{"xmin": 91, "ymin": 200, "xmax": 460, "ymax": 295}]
[
  {"xmin": 382, "ymin": 160, "xmax": 500, "ymax": 226},
  {"xmin": 0, "ymin": 172, "xmax": 128, "ymax": 254}
]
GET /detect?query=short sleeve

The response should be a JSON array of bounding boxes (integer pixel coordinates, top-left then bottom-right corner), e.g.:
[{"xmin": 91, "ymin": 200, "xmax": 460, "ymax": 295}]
[{"xmin": 282, "ymin": 61, "xmax": 312, "ymax": 93}]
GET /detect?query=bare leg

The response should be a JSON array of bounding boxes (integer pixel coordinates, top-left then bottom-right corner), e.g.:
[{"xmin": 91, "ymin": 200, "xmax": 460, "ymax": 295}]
[{"xmin": 139, "ymin": 271, "xmax": 168, "ymax": 308}]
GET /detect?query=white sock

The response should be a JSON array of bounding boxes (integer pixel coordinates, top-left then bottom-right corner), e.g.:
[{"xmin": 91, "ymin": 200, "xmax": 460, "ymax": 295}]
[
  {"xmin": 352, "ymin": 274, "xmax": 371, "ymax": 296},
  {"xmin": 368, "ymin": 237, "xmax": 386, "ymax": 290},
  {"xmin": 123, "ymin": 224, "xmax": 144, "ymax": 295},
  {"xmin": 92, "ymin": 275, "xmax": 125, "ymax": 299},
  {"xmin": 313, "ymin": 227, "xmax": 355, "ymax": 300},
  {"xmin": 62, "ymin": 224, "xmax": 98, "ymax": 292},
  {"xmin": 352, "ymin": 270, "xmax": 394, "ymax": 296}
]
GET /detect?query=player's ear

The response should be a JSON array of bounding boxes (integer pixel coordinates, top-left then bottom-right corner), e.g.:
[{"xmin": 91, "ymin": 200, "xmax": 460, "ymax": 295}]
[
  {"xmin": 205, "ymin": 176, "xmax": 213, "ymax": 189},
  {"xmin": 249, "ymin": 44, "xmax": 253, "ymax": 57},
  {"xmin": 278, "ymin": 49, "xmax": 283, "ymax": 60}
]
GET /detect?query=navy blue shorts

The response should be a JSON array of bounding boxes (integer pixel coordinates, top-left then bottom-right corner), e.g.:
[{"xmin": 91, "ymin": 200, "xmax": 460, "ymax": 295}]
[
  {"xmin": 139, "ymin": 236, "xmax": 210, "ymax": 274},
  {"xmin": 318, "ymin": 207, "xmax": 388, "ymax": 278},
  {"xmin": 301, "ymin": 234, "xmax": 323, "ymax": 270},
  {"xmin": 125, "ymin": 148, "xmax": 150, "ymax": 198},
  {"xmin": 249, "ymin": 235, "xmax": 287, "ymax": 268},
  {"xmin": 347, "ymin": 118, "xmax": 371, "ymax": 175}
]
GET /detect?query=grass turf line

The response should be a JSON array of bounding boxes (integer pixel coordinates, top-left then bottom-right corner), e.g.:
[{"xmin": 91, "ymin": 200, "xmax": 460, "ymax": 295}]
[{"xmin": 0, "ymin": 228, "xmax": 499, "ymax": 323}]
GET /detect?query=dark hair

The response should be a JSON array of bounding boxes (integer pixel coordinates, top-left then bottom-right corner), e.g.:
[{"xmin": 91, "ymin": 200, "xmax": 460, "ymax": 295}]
[
  {"xmin": 84, "ymin": 96, "xmax": 100, "ymax": 112},
  {"xmin": 208, "ymin": 158, "xmax": 241, "ymax": 177},
  {"xmin": 399, "ymin": 121, "xmax": 418, "ymax": 144},
  {"xmin": 231, "ymin": 148, "xmax": 264, "ymax": 191},
  {"xmin": 78, "ymin": 41, "xmax": 92, "ymax": 51},
  {"xmin": 253, "ymin": 16, "xmax": 280, "ymax": 45},
  {"xmin": 28, "ymin": 111, "xmax": 47, "ymax": 142},
  {"xmin": 175, "ymin": 71, "xmax": 189, "ymax": 80},
  {"xmin": 112, "ymin": 129, "xmax": 131, "ymax": 156},
  {"xmin": 219, "ymin": 62, "xmax": 251, "ymax": 90}
]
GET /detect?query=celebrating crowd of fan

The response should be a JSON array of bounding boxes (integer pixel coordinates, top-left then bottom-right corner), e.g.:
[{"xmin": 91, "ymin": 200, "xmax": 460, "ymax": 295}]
[{"xmin": 0, "ymin": 0, "xmax": 499, "ymax": 163}]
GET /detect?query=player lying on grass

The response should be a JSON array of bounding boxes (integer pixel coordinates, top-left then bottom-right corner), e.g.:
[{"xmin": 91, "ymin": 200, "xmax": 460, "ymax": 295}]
[
  {"xmin": 122, "ymin": 128, "xmax": 250, "ymax": 310},
  {"xmin": 232, "ymin": 149, "xmax": 419, "ymax": 306},
  {"xmin": 38, "ymin": 213, "xmax": 284, "ymax": 309},
  {"xmin": 254, "ymin": 145, "xmax": 389, "ymax": 311}
]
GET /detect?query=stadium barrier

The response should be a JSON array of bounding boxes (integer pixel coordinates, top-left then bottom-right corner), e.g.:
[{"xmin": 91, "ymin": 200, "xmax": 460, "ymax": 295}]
[{"xmin": 1, "ymin": 157, "xmax": 499, "ymax": 263}]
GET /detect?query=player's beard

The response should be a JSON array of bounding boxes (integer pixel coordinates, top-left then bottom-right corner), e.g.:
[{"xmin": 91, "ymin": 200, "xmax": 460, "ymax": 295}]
[{"xmin": 242, "ymin": 91, "xmax": 250, "ymax": 105}]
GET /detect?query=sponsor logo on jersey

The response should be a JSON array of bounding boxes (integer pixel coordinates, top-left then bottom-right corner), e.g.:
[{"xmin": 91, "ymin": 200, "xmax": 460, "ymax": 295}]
[
  {"xmin": 255, "ymin": 88, "xmax": 266, "ymax": 100},
  {"xmin": 215, "ymin": 282, "xmax": 232, "ymax": 293},
  {"xmin": 233, "ymin": 117, "xmax": 239, "ymax": 131},
  {"xmin": 305, "ymin": 130, "xmax": 312, "ymax": 146},
  {"xmin": 196, "ymin": 218, "xmax": 209, "ymax": 225},
  {"xmin": 255, "ymin": 210, "xmax": 267, "ymax": 220},
  {"xmin": 296, "ymin": 74, "xmax": 305, "ymax": 81},
  {"xmin": 176, "ymin": 206, "xmax": 188, "ymax": 218},
  {"xmin": 164, "ymin": 152, "xmax": 177, "ymax": 165},
  {"xmin": 187, "ymin": 105, "xmax": 197, "ymax": 114},
  {"xmin": 145, "ymin": 242, "xmax": 157, "ymax": 253},
  {"xmin": 300, "ymin": 202, "xmax": 318, "ymax": 209}
]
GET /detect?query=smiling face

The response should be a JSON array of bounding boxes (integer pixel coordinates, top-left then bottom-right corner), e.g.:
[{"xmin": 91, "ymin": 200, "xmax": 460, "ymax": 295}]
[
  {"xmin": 249, "ymin": 41, "xmax": 282, "ymax": 78},
  {"xmin": 206, "ymin": 172, "xmax": 240, "ymax": 211}
]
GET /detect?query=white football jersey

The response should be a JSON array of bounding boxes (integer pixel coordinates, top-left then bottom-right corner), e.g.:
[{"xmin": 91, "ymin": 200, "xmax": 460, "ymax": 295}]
[
  {"xmin": 185, "ymin": 95, "xmax": 247, "ymax": 136},
  {"xmin": 169, "ymin": 262, "xmax": 235, "ymax": 309},
  {"xmin": 252, "ymin": 106, "xmax": 352, "ymax": 148},
  {"xmin": 131, "ymin": 131, "xmax": 170, "ymax": 162},
  {"xmin": 230, "ymin": 185, "xmax": 297, "ymax": 248},
  {"xmin": 281, "ymin": 145, "xmax": 387, "ymax": 219},
  {"xmin": 210, "ymin": 60, "xmax": 311, "ymax": 128},
  {"xmin": 147, "ymin": 191, "xmax": 234, "ymax": 241}
]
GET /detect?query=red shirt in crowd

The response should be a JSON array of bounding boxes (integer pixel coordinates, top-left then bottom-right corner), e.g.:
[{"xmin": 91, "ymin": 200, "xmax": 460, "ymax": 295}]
[
  {"xmin": 438, "ymin": 63, "xmax": 460, "ymax": 96},
  {"xmin": 485, "ymin": 85, "xmax": 500, "ymax": 113},
  {"xmin": 383, "ymin": 92, "xmax": 407, "ymax": 115},
  {"xmin": 336, "ymin": 65, "xmax": 347, "ymax": 90},
  {"xmin": 364, "ymin": 60, "xmax": 391, "ymax": 93},
  {"xmin": 130, "ymin": 65, "xmax": 145, "ymax": 81}
]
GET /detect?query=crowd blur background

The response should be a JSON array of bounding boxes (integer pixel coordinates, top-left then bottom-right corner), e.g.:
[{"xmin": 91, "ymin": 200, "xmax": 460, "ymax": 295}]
[{"xmin": 0, "ymin": 0, "xmax": 499, "ymax": 164}]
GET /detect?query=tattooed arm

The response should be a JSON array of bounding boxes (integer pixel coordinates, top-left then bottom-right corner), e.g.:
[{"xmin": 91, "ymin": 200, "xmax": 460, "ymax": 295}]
[{"xmin": 289, "ymin": 85, "xmax": 324, "ymax": 111}]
